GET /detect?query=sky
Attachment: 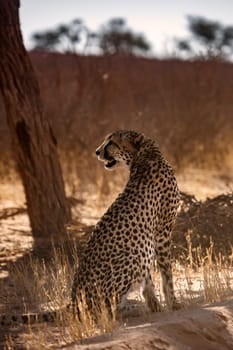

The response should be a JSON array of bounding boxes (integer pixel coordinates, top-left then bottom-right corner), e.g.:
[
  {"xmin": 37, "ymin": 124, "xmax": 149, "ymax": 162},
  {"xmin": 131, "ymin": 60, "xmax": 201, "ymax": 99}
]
[{"xmin": 19, "ymin": 0, "xmax": 233, "ymax": 56}]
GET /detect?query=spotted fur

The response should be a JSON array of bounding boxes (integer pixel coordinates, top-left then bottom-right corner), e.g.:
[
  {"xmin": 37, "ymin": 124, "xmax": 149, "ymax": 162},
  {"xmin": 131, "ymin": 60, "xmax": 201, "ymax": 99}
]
[{"xmin": 72, "ymin": 130, "xmax": 180, "ymax": 315}]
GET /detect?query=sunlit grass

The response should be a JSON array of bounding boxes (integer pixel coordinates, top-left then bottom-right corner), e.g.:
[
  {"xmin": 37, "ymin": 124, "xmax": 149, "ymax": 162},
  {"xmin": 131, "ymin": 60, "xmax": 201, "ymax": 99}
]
[
  {"xmin": 173, "ymin": 236, "xmax": 233, "ymax": 307},
  {"xmin": 1, "ymin": 239, "xmax": 118, "ymax": 348}
]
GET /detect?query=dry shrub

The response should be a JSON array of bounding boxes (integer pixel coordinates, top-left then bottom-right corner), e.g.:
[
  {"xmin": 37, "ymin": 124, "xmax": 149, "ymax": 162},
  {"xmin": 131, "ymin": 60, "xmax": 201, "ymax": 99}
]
[{"xmin": 173, "ymin": 192, "xmax": 233, "ymax": 260}]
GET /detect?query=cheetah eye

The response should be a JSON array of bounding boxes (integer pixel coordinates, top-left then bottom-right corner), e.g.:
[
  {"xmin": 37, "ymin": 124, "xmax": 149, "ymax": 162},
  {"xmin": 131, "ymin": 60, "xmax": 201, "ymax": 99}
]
[
  {"xmin": 107, "ymin": 140, "xmax": 120, "ymax": 149},
  {"xmin": 108, "ymin": 140, "xmax": 120, "ymax": 148}
]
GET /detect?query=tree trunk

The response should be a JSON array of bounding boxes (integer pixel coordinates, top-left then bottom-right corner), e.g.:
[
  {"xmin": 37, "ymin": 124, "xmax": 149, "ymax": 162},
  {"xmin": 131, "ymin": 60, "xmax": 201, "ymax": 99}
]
[{"xmin": 0, "ymin": 0, "xmax": 71, "ymax": 242}]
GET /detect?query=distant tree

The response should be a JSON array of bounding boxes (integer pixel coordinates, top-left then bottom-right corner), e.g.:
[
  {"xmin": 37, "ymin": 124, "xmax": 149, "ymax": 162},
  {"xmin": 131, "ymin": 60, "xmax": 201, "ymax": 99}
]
[
  {"xmin": 0, "ymin": 0, "xmax": 71, "ymax": 244},
  {"xmin": 176, "ymin": 15, "xmax": 233, "ymax": 60},
  {"xmin": 98, "ymin": 18, "xmax": 151, "ymax": 56},
  {"xmin": 31, "ymin": 18, "xmax": 90, "ymax": 53},
  {"xmin": 31, "ymin": 17, "xmax": 151, "ymax": 56}
]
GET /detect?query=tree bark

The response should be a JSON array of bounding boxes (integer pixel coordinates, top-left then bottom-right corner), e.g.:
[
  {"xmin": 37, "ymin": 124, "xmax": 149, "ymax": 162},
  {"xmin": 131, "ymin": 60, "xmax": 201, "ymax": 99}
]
[{"xmin": 0, "ymin": 0, "xmax": 71, "ymax": 242}]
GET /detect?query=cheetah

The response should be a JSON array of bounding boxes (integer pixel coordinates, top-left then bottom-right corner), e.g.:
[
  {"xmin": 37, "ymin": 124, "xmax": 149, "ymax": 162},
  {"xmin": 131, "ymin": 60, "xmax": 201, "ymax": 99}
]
[
  {"xmin": 0, "ymin": 130, "xmax": 180, "ymax": 326},
  {"xmin": 71, "ymin": 130, "xmax": 180, "ymax": 316}
]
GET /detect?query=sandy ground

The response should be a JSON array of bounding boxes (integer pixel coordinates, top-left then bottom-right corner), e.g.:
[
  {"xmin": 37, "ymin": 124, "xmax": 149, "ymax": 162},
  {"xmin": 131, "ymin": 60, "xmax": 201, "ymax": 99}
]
[{"xmin": 69, "ymin": 298, "xmax": 233, "ymax": 350}]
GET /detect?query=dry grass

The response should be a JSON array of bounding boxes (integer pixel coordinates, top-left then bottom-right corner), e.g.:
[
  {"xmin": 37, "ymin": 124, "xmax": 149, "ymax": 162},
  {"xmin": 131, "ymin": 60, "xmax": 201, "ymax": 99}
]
[
  {"xmin": 173, "ymin": 236, "xmax": 233, "ymax": 306},
  {"xmin": 1, "ymin": 240, "xmax": 117, "ymax": 349},
  {"xmin": 1, "ymin": 54, "xmax": 233, "ymax": 181}
]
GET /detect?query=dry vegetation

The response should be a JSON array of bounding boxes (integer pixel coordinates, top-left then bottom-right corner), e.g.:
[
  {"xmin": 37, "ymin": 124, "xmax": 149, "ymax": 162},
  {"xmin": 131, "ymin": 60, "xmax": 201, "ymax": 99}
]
[
  {"xmin": 0, "ymin": 52, "xmax": 233, "ymax": 180},
  {"xmin": 0, "ymin": 53, "xmax": 233, "ymax": 348},
  {"xmin": 0, "ymin": 241, "xmax": 117, "ymax": 349}
]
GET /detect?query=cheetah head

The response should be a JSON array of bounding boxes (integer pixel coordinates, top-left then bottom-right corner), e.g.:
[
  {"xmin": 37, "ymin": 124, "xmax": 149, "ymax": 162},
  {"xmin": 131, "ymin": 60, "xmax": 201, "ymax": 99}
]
[{"xmin": 96, "ymin": 130, "xmax": 145, "ymax": 170}]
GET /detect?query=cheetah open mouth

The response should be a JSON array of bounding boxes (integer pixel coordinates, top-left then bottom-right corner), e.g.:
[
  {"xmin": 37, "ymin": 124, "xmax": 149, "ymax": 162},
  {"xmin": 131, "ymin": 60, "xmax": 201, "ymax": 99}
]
[{"xmin": 105, "ymin": 158, "xmax": 117, "ymax": 169}]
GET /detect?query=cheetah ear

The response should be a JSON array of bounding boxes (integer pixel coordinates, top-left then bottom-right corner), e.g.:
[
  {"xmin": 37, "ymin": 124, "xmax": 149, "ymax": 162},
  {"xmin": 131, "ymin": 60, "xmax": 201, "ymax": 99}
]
[{"xmin": 134, "ymin": 133, "xmax": 145, "ymax": 147}]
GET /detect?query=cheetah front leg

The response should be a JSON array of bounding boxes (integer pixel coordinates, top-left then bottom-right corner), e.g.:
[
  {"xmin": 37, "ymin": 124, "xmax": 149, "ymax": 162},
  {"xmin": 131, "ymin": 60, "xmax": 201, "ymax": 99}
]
[{"xmin": 156, "ymin": 241, "xmax": 180, "ymax": 311}]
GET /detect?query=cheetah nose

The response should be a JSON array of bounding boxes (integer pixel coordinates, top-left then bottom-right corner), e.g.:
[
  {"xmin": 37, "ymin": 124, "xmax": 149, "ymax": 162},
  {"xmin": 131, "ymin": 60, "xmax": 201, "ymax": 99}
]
[{"xmin": 96, "ymin": 149, "xmax": 100, "ymax": 156}]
